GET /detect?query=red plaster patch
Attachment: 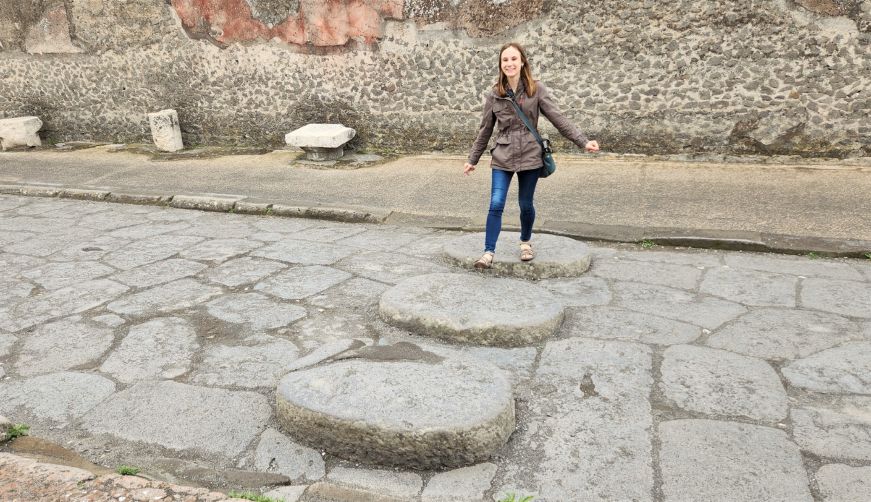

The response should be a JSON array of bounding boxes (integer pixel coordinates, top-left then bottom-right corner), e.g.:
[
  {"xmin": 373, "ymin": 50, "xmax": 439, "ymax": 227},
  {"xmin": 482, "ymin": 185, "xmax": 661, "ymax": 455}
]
[{"xmin": 171, "ymin": 0, "xmax": 404, "ymax": 47}]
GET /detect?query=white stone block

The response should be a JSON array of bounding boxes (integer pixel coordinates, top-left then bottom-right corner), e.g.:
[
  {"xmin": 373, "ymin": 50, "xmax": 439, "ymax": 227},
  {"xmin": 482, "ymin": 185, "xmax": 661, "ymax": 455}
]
[
  {"xmin": 147, "ymin": 109, "xmax": 183, "ymax": 152},
  {"xmin": 0, "ymin": 116, "xmax": 43, "ymax": 150},
  {"xmin": 285, "ymin": 124, "xmax": 356, "ymax": 149}
]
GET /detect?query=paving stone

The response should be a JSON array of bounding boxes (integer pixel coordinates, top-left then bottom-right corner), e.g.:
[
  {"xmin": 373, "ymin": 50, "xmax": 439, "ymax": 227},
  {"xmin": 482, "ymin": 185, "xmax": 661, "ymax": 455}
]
[
  {"xmin": 290, "ymin": 223, "xmax": 367, "ymax": 243},
  {"xmin": 263, "ymin": 485, "xmax": 307, "ymax": 502},
  {"xmin": 791, "ymin": 397, "xmax": 871, "ymax": 461},
  {"xmin": 724, "ymin": 253, "xmax": 864, "ymax": 280},
  {"xmin": 111, "ymin": 258, "xmax": 207, "ymax": 288},
  {"xmin": 254, "ymin": 265, "xmax": 351, "ymax": 300},
  {"xmin": 562, "ymin": 306, "xmax": 701, "ymax": 345},
  {"xmin": 285, "ymin": 338, "xmax": 367, "ymax": 372},
  {"xmin": 106, "ymin": 279, "xmax": 222, "ymax": 316},
  {"xmin": 801, "ymin": 278, "xmax": 871, "ymax": 318},
  {"xmin": 251, "ymin": 428, "xmax": 325, "ymax": 481},
  {"xmin": 539, "ymin": 276, "xmax": 614, "ymax": 306},
  {"xmin": 15, "ymin": 316, "xmax": 114, "ymax": 377},
  {"xmin": 661, "ymin": 345, "xmax": 787, "ymax": 421},
  {"xmin": 289, "ymin": 310, "xmax": 374, "ymax": 351},
  {"xmin": 865, "ymin": 321, "xmax": 871, "ymax": 340},
  {"xmin": 815, "ymin": 464, "xmax": 871, "ymax": 501},
  {"xmin": 276, "ymin": 356, "xmax": 514, "ymax": 469},
  {"xmin": 0, "ymin": 333, "xmax": 15, "ymax": 358},
  {"xmin": 46, "ymin": 235, "xmax": 131, "ymax": 262},
  {"xmin": 0, "ymin": 279, "xmax": 129, "ymax": 332},
  {"xmin": 659, "ymin": 420, "xmax": 812, "ymax": 502},
  {"xmin": 0, "ymin": 229, "xmax": 34, "ymax": 247},
  {"xmin": 395, "ymin": 232, "xmax": 462, "ymax": 258},
  {"xmin": 205, "ymin": 257, "xmax": 286, "ymax": 287},
  {"xmin": 100, "ymin": 317, "xmax": 198, "ymax": 383},
  {"xmin": 145, "ymin": 207, "xmax": 203, "ymax": 222},
  {"xmin": 76, "ymin": 210, "xmax": 148, "ymax": 231},
  {"xmin": 0, "ymin": 372, "xmax": 115, "ymax": 424},
  {"xmin": 251, "ymin": 217, "xmax": 316, "ymax": 234},
  {"xmin": 91, "ymin": 313, "xmax": 126, "ymax": 328},
  {"xmin": 609, "ymin": 249, "xmax": 723, "ymax": 268},
  {"xmin": 81, "ymin": 381, "xmax": 271, "ymax": 457},
  {"xmin": 102, "ymin": 234, "xmax": 204, "ymax": 270},
  {"xmin": 613, "ymin": 281, "xmax": 747, "ymax": 330},
  {"xmin": 251, "ymin": 239, "xmax": 357, "ymax": 265},
  {"xmin": 592, "ymin": 257, "xmax": 701, "ymax": 290},
  {"xmin": 0, "ymin": 215, "xmax": 71, "ymax": 233},
  {"xmin": 335, "ymin": 228, "xmax": 425, "ymax": 251},
  {"xmin": 5, "ymin": 227, "xmax": 100, "ymax": 257},
  {"xmin": 707, "ymin": 308, "xmax": 861, "ymax": 360},
  {"xmin": 700, "ymin": 266, "xmax": 797, "ymax": 307},
  {"xmin": 248, "ymin": 231, "xmax": 284, "ymax": 242},
  {"xmin": 108, "ymin": 221, "xmax": 191, "ymax": 240},
  {"xmin": 443, "ymin": 232, "xmax": 592, "ymax": 279},
  {"xmin": 782, "ymin": 342, "xmax": 871, "ymax": 394},
  {"xmin": 206, "ymin": 292, "xmax": 306, "ymax": 330},
  {"xmin": 174, "ymin": 215, "xmax": 257, "ymax": 239},
  {"xmin": 0, "ymin": 276, "xmax": 33, "ymax": 304},
  {"xmin": 190, "ymin": 335, "xmax": 299, "ymax": 388},
  {"xmin": 178, "ymin": 238, "xmax": 262, "ymax": 262},
  {"xmin": 306, "ymin": 277, "xmax": 390, "ymax": 309},
  {"xmin": 380, "ymin": 273, "xmax": 564, "ymax": 347},
  {"xmin": 499, "ymin": 338, "xmax": 653, "ymax": 501},
  {"xmin": 309, "ymin": 466, "xmax": 422, "ymax": 502},
  {"xmin": 0, "ymin": 252, "xmax": 44, "ymax": 274},
  {"xmin": 21, "ymin": 261, "xmax": 115, "ymax": 290},
  {"xmin": 421, "ymin": 463, "xmax": 497, "ymax": 502},
  {"xmin": 335, "ymin": 251, "xmax": 451, "ymax": 284}
]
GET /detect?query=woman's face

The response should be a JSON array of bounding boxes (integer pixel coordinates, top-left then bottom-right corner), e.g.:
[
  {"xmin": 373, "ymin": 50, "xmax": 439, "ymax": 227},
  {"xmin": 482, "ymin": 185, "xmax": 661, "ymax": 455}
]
[{"xmin": 500, "ymin": 46, "xmax": 523, "ymax": 79}]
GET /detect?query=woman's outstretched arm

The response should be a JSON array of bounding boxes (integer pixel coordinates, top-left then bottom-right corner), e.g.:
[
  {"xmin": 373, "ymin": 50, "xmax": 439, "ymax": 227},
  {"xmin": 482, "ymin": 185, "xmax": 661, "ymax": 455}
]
[{"xmin": 538, "ymin": 83, "xmax": 599, "ymax": 152}]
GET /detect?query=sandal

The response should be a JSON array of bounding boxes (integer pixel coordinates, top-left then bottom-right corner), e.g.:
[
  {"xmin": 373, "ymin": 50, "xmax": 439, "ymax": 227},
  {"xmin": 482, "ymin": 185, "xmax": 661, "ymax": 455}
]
[
  {"xmin": 520, "ymin": 242, "xmax": 535, "ymax": 262},
  {"xmin": 474, "ymin": 252, "xmax": 494, "ymax": 269}
]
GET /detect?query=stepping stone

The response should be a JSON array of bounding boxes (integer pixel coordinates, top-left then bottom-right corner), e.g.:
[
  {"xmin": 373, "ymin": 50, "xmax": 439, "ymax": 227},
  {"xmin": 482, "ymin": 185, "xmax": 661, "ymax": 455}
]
[
  {"xmin": 285, "ymin": 123, "xmax": 356, "ymax": 161},
  {"xmin": 443, "ymin": 232, "xmax": 591, "ymax": 279},
  {"xmin": 276, "ymin": 351, "xmax": 514, "ymax": 469},
  {"xmin": 147, "ymin": 109, "xmax": 183, "ymax": 152},
  {"xmin": 379, "ymin": 273, "xmax": 564, "ymax": 347},
  {"xmin": 0, "ymin": 116, "xmax": 42, "ymax": 150}
]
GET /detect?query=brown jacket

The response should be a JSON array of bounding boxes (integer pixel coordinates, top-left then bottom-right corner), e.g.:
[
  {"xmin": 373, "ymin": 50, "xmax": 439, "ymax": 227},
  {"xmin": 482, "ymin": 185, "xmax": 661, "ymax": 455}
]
[{"xmin": 467, "ymin": 80, "xmax": 589, "ymax": 172}]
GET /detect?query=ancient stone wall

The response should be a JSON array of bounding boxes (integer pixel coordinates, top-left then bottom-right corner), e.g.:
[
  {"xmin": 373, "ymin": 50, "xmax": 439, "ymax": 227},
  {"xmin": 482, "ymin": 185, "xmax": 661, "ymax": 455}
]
[{"xmin": 1, "ymin": 0, "xmax": 868, "ymax": 156}]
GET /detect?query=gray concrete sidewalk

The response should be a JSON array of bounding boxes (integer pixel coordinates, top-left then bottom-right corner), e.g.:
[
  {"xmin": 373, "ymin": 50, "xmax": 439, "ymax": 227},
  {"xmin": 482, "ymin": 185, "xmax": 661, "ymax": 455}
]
[{"xmin": 1, "ymin": 147, "xmax": 870, "ymax": 256}]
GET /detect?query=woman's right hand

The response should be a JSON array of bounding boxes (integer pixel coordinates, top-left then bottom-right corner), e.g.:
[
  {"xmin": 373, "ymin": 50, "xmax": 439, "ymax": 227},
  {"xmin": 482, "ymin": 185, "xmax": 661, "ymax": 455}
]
[{"xmin": 463, "ymin": 163, "xmax": 476, "ymax": 176}]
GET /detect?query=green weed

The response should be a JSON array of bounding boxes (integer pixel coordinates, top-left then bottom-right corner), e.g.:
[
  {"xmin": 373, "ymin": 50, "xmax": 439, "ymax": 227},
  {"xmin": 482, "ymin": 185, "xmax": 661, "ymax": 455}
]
[
  {"xmin": 864, "ymin": 252, "xmax": 871, "ymax": 260},
  {"xmin": 641, "ymin": 239, "xmax": 655, "ymax": 249},
  {"xmin": 227, "ymin": 491, "xmax": 283, "ymax": 502},
  {"xmin": 116, "ymin": 465, "xmax": 140, "ymax": 476},
  {"xmin": 498, "ymin": 494, "xmax": 535, "ymax": 502},
  {"xmin": 6, "ymin": 423, "xmax": 29, "ymax": 439},
  {"xmin": 807, "ymin": 252, "xmax": 820, "ymax": 259}
]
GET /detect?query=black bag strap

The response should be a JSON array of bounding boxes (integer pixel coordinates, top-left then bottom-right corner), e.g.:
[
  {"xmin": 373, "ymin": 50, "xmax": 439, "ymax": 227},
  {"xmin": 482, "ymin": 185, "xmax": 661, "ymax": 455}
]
[{"xmin": 505, "ymin": 88, "xmax": 550, "ymax": 152}]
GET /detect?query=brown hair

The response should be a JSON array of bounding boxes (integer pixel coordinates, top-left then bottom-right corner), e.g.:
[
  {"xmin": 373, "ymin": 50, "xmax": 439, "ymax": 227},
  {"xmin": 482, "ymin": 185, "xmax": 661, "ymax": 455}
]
[{"xmin": 495, "ymin": 42, "xmax": 537, "ymax": 98}]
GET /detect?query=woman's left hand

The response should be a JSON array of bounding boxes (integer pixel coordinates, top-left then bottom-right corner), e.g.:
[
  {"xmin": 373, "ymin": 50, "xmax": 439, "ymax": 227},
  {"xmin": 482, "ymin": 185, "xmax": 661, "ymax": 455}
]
[{"xmin": 585, "ymin": 140, "xmax": 600, "ymax": 153}]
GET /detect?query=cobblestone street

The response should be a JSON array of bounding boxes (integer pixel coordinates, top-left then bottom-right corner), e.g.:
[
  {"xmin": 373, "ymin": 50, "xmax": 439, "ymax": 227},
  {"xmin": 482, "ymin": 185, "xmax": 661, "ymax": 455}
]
[{"xmin": 1, "ymin": 194, "xmax": 870, "ymax": 501}]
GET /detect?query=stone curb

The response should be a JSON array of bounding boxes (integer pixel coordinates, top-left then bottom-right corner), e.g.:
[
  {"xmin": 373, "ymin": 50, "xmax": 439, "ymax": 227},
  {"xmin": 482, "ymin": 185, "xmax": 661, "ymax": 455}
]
[{"xmin": 2, "ymin": 182, "xmax": 869, "ymax": 256}]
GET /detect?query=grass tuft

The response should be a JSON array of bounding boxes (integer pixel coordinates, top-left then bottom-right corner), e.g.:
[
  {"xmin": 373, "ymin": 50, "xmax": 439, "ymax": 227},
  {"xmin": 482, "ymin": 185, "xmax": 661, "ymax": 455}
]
[
  {"xmin": 641, "ymin": 239, "xmax": 655, "ymax": 249},
  {"xmin": 498, "ymin": 494, "xmax": 535, "ymax": 502},
  {"xmin": 115, "ymin": 465, "xmax": 140, "ymax": 476},
  {"xmin": 6, "ymin": 424, "xmax": 30, "ymax": 439},
  {"xmin": 227, "ymin": 491, "xmax": 283, "ymax": 502}
]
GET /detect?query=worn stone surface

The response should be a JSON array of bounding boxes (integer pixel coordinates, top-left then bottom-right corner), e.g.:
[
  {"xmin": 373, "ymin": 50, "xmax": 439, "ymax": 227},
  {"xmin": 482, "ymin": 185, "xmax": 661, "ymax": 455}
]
[
  {"xmin": 190, "ymin": 335, "xmax": 299, "ymax": 388},
  {"xmin": 537, "ymin": 276, "xmax": 612, "ymax": 307},
  {"xmin": 0, "ymin": 372, "xmax": 115, "ymax": 424},
  {"xmin": 250, "ymin": 428, "xmax": 325, "ymax": 481},
  {"xmin": 816, "ymin": 464, "xmax": 871, "ymax": 502},
  {"xmin": 252, "ymin": 239, "xmax": 357, "ymax": 265},
  {"xmin": 700, "ymin": 266, "xmax": 797, "ymax": 307},
  {"xmin": 306, "ymin": 277, "xmax": 390, "ymax": 309},
  {"xmin": 254, "ymin": 265, "xmax": 352, "ymax": 300},
  {"xmin": 421, "ymin": 463, "xmax": 497, "ymax": 502},
  {"xmin": 309, "ymin": 466, "xmax": 422, "ymax": 502},
  {"xmin": 285, "ymin": 124, "xmax": 356, "ymax": 149},
  {"xmin": 791, "ymin": 397, "xmax": 871, "ymax": 461},
  {"xmin": 380, "ymin": 273, "xmax": 564, "ymax": 347},
  {"xmin": 592, "ymin": 257, "xmax": 701, "ymax": 290},
  {"xmin": 284, "ymin": 338, "xmax": 366, "ymax": 372},
  {"xmin": 276, "ymin": 357, "xmax": 514, "ymax": 469},
  {"xmin": 801, "ymin": 278, "xmax": 871, "ymax": 318},
  {"xmin": 335, "ymin": 251, "xmax": 451, "ymax": 284},
  {"xmin": 20, "ymin": 261, "xmax": 114, "ymax": 290},
  {"xmin": 148, "ymin": 109, "xmax": 183, "ymax": 152},
  {"xmin": 782, "ymin": 342, "xmax": 871, "ymax": 394},
  {"xmin": 659, "ymin": 420, "xmax": 812, "ymax": 502},
  {"xmin": 724, "ymin": 253, "xmax": 864, "ymax": 280},
  {"xmin": 100, "ymin": 317, "xmax": 198, "ymax": 383},
  {"xmin": 707, "ymin": 308, "xmax": 861, "ymax": 360},
  {"xmin": 0, "ymin": 116, "xmax": 42, "ymax": 150},
  {"xmin": 178, "ymin": 238, "xmax": 261, "ymax": 262},
  {"xmin": 106, "ymin": 278, "xmax": 222, "ymax": 316},
  {"xmin": 15, "ymin": 316, "xmax": 114, "ymax": 377},
  {"xmin": 102, "ymin": 234, "xmax": 204, "ymax": 270},
  {"xmin": 263, "ymin": 485, "xmax": 307, "ymax": 502},
  {"xmin": 205, "ymin": 293, "xmax": 306, "ymax": 330},
  {"xmin": 499, "ymin": 338, "xmax": 654, "ymax": 501},
  {"xmin": 111, "ymin": 258, "xmax": 208, "ymax": 288},
  {"xmin": 661, "ymin": 345, "xmax": 787, "ymax": 421},
  {"xmin": 613, "ymin": 281, "xmax": 747, "ymax": 330},
  {"xmin": 81, "ymin": 381, "xmax": 271, "ymax": 457},
  {"xmin": 562, "ymin": 306, "xmax": 701, "ymax": 345},
  {"xmin": 205, "ymin": 257, "xmax": 286, "ymax": 287},
  {"xmin": 443, "ymin": 232, "xmax": 592, "ymax": 279},
  {"xmin": 0, "ymin": 279, "xmax": 129, "ymax": 332}
]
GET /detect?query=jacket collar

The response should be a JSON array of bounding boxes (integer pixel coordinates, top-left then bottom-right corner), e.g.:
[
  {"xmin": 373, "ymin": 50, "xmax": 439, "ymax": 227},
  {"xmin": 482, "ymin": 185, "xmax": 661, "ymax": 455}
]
[{"xmin": 497, "ymin": 78, "xmax": 526, "ymax": 100}]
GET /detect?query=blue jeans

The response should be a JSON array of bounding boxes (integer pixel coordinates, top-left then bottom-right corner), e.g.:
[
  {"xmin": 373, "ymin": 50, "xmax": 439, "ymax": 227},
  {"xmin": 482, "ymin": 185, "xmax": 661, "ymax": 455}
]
[{"xmin": 484, "ymin": 168, "xmax": 540, "ymax": 253}]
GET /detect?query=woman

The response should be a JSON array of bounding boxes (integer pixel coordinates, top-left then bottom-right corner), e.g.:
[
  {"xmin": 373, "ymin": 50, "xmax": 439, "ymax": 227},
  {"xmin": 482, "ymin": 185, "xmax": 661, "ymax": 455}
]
[{"xmin": 463, "ymin": 42, "xmax": 599, "ymax": 269}]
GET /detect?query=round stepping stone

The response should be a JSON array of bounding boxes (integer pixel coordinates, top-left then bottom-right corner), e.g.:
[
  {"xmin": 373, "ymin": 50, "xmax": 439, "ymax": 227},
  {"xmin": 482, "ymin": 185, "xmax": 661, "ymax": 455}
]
[
  {"xmin": 442, "ymin": 232, "xmax": 591, "ymax": 279},
  {"xmin": 276, "ymin": 357, "xmax": 514, "ymax": 469},
  {"xmin": 379, "ymin": 273, "xmax": 564, "ymax": 347}
]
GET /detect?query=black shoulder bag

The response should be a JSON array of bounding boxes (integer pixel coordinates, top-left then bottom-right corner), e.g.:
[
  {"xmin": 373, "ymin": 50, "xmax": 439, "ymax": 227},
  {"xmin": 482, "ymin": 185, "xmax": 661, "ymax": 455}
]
[{"xmin": 506, "ymin": 88, "xmax": 556, "ymax": 178}]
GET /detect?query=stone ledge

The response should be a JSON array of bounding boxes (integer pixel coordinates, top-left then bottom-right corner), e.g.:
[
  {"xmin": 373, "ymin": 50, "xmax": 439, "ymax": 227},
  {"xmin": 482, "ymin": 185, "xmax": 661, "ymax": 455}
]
[
  {"xmin": 169, "ymin": 195, "xmax": 242, "ymax": 212},
  {"xmin": 58, "ymin": 188, "xmax": 110, "ymax": 201}
]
